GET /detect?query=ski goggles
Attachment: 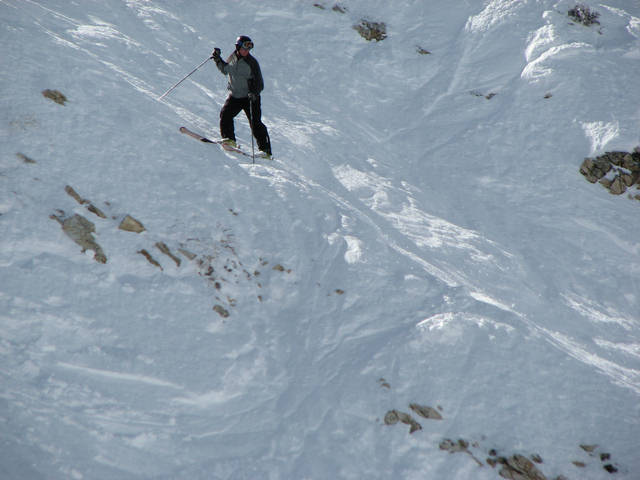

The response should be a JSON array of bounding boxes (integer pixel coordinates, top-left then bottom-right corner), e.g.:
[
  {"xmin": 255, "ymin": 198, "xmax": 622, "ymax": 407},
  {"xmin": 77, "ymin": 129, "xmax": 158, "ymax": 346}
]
[{"xmin": 238, "ymin": 40, "xmax": 253, "ymax": 50}]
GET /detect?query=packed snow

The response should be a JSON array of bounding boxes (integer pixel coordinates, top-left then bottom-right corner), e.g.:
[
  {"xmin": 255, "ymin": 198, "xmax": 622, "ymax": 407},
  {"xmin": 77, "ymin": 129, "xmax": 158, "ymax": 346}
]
[{"xmin": 1, "ymin": 0, "xmax": 639, "ymax": 479}]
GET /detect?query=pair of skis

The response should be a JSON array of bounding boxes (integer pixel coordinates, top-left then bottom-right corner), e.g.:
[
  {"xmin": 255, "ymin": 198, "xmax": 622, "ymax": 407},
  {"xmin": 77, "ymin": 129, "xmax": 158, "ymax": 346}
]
[{"xmin": 179, "ymin": 127, "xmax": 271, "ymax": 161}]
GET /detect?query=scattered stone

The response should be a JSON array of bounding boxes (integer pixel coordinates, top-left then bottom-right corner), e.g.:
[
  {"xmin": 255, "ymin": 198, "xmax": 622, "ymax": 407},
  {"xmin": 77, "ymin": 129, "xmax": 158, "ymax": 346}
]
[
  {"xmin": 580, "ymin": 444, "xmax": 598, "ymax": 453},
  {"xmin": 272, "ymin": 263, "xmax": 291, "ymax": 273},
  {"xmin": 65, "ymin": 185, "xmax": 85, "ymax": 205},
  {"xmin": 332, "ymin": 4, "xmax": 346, "ymax": 13},
  {"xmin": 439, "ymin": 438, "xmax": 483, "ymax": 467},
  {"xmin": 16, "ymin": 152, "xmax": 36, "ymax": 164},
  {"xmin": 42, "ymin": 89, "xmax": 67, "ymax": 105},
  {"xmin": 119, "ymin": 214, "xmax": 145, "ymax": 233},
  {"xmin": 335, "ymin": 289, "xmax": 345, "ymax": 295},
  {"xmin": 178, "ymin": 248, "xmax": 197, "ymax": 261},
  {"xmin": 378, "ymin": 378, "xmax": 391, "ymax": 389},
  {"xmin": 470, "ymin": 90, "xmax": 497, "ymax": 100},
  {"xmin": 409, "ymin": 403, "xmax": 443, "ymax": 420},
  {"xmin": 544, "ymin": 93, "xmax": 553, "ymax": 99},
  {"xmin": 603, "ymin": 464, "xmax": 617, "ymax": 473},
  {"xmin": 572, "ymin": 461, "xmax": 586, "ymax": 468},
  {"xmin": 138, "ymin": 249, "xmax": 162, "ymax": 270},
  {"xmin": 384, "ymin": 410, "xmax": 400, "ymax": 425},
  {"xmin": 213, "ymin": 305, "xmax": 229, "ymax": 318},
  {"xmin": 417, "ymin": 46, "xmax": 431, "ymax": 55},
  {"xmin": 313, "ymin": 3, "xmax": 325, "ymax": 9},
  {"xmin": 600, "ymin": 453, "xmax": 611, "ymax": 462},
  {"xmin": 52, "ymin": 213, "xmax": 107, "ymax": 264},
  {"xmin": 499, "ymin": 454, "xmax": 547, "ymax": 480},
  {"xmin": 384, "ymin": 410, "xmax": 422, "ymax": 433},
  {"xmin": 155, "ymin": 242, "xmax": 181, "ymax": 267},
  {"xmin": 531, "ymin": 454, "xmax": 543, "ymax": 464},
  {"xmin": 64, "ymin": 185, "xmax": 107, "ymax": 218},
  {"xmin": 354, "ymin": 20, "xmax": 387, "ymax": 42},
  {"xmin": 86, "ymin": 204, "xmax": 107, "ymax": 219}
]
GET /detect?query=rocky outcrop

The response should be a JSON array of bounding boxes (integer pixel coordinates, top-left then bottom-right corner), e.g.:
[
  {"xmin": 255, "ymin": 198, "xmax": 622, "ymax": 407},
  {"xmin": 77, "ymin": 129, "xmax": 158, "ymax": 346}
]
[{"xmin": 580, "ymin": 149, "xmax": 640, "ymax": 199}]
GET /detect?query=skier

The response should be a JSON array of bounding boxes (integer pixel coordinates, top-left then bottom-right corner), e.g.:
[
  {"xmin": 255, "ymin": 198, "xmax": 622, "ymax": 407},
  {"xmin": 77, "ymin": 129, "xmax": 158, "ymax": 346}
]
[{"xmin": 212, "ymin": 36, "xmax": 272, "ymax": 157}]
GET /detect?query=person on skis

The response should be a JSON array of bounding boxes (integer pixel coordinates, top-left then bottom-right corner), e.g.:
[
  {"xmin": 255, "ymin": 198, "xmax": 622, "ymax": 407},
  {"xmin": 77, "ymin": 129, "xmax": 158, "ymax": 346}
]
[{"xmin": 211, "ymin": 36, "xmax": 272, "ymax": 157}]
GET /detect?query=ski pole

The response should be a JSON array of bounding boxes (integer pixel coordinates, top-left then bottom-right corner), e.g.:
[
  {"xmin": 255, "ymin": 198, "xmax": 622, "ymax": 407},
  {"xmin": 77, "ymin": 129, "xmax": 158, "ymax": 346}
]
[
  {"xmin": 158, "ymin": 55, "xmax": 212, "ymax": 100},
  {"xmin": 249, "ymin": 97, "xmax": 256, "ymax": 164}
]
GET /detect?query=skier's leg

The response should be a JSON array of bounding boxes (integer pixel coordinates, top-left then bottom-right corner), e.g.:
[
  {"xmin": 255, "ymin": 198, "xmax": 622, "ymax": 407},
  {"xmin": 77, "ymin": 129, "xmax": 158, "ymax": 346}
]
[
  {"xmin": 220, "ymin": 96, "xmax": 243, "ymax": 141},
  {"xmin": 244, "ymin": 97, "xmax": 271, "ymax": 155}
]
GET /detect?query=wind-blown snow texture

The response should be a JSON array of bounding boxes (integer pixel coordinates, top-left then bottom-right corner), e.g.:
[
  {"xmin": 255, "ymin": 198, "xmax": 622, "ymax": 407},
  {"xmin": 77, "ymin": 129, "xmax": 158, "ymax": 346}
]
[{"xmin": 1, "ymin": 0, "xmax": 639, "ymax": 479}]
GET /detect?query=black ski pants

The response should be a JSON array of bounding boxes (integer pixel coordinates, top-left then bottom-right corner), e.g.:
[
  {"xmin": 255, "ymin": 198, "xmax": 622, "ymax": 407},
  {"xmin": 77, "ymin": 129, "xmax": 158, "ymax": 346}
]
[{"xmin": 220, "ymin": 95, "xmax": 271, "ymax": 154}]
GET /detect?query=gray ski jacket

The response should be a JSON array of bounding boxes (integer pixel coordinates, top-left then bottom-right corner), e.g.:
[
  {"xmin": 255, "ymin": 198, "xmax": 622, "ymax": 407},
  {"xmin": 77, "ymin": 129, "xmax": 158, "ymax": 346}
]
[{"xmin": 215, "ymin": 51, "xmax": 264, "ymax": 99}]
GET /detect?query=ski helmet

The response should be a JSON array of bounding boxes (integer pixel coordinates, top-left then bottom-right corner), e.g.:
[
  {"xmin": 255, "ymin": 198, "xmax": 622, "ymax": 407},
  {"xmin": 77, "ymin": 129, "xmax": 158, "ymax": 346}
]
[{"xmin": 235, "ymin": 35, "xmax": 253, "ymax": 50}]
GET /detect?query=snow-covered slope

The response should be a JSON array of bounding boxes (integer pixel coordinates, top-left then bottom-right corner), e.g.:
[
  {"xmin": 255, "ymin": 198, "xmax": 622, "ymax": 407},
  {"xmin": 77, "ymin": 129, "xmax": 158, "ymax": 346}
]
[{"xmin": 1, "ymin": 0, "xmax": 639, "ymax": 479}]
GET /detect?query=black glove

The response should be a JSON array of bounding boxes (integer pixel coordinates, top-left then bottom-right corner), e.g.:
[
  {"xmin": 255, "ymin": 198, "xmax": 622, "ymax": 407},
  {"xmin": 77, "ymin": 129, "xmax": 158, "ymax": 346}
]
[{"xmin": 211, "ymin": 48, "xmax": 221, "ymax": 62}]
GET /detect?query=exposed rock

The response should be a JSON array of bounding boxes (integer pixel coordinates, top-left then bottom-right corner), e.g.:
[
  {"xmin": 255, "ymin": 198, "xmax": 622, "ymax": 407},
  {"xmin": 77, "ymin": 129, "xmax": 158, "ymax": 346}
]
[
  {"xmin": 608, "ymin": 175, "xmax": 627, "ymax": 195},
  {"xmin": 603, "ymin": 464, "xmax": 617, "ymax": 473},
  {"xmin": 409, "ymin": 403, "xmax": 443, "ymax": 420},
  {"xmin": 52, "ymin": 213, "xmax": 107, "ymax": 264},
  {"xmin": 440, "ymin": 438, "xmax": 483, "ymax": 467},
  {"xmin": 378, "ymin": 378, "xmax": 391, "ymax": 389},
  {"xmin": 42, "ymin": 89, "xmax": 67, "ymax": 105},
  {"xmin": 384, "ymin": 410, "xmax": 400, "ymax": 425},
  {"xmin": 155, "ymin": 242, "xmax": 181, "ymax": 267},
  {"xmin": 568, "ymin": 4, "xmax": 600, "ymax": 26},
  {"xmin": 581, "ymin": 149, "xmax": 640, "ymax": 197},
  {"xmin": 580, "ymin": 157, "xmax": 611, "ymax": 183},
  {"xmin": 417, "ymin": 46, "xmax": 431, "ymax": 55},
  {"xmin": 119, "ymin": 214, "xmax": 146, "ymax": 233},
  {"xmin": 16, "ymin": 152, "xmax": 36, "ymax": 164},
  {"xmin": 499, "ymin": 454, "xmax": 547, "ymax": 480},
  {"xmin": 138, "ymin": 249, "xmax": 161, "ymax": 270},
  {"xmin": 354, "ymin": 20, "xmax": 387, "ymax": 41},
  {"xmin": 272, "ymin": 263, "xmax": 291, "ymax": 273},
  {"xmin": 470, "ymin": 90, "xmax": 497, "ymax": 100},
  {"xmin": 384, "ymin": 409, "xmax": 421, "ymax": 433},
  {"xmin": 213, "ymin": 305, "xmax": 229, "ymax": 318},
  {"xmin": 178, "ymin": 247, "xmax": 197, "ymax": 261},
  {"xmin": 64, "ymin": 185, "xmax": 107, "ymax": 218}
]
